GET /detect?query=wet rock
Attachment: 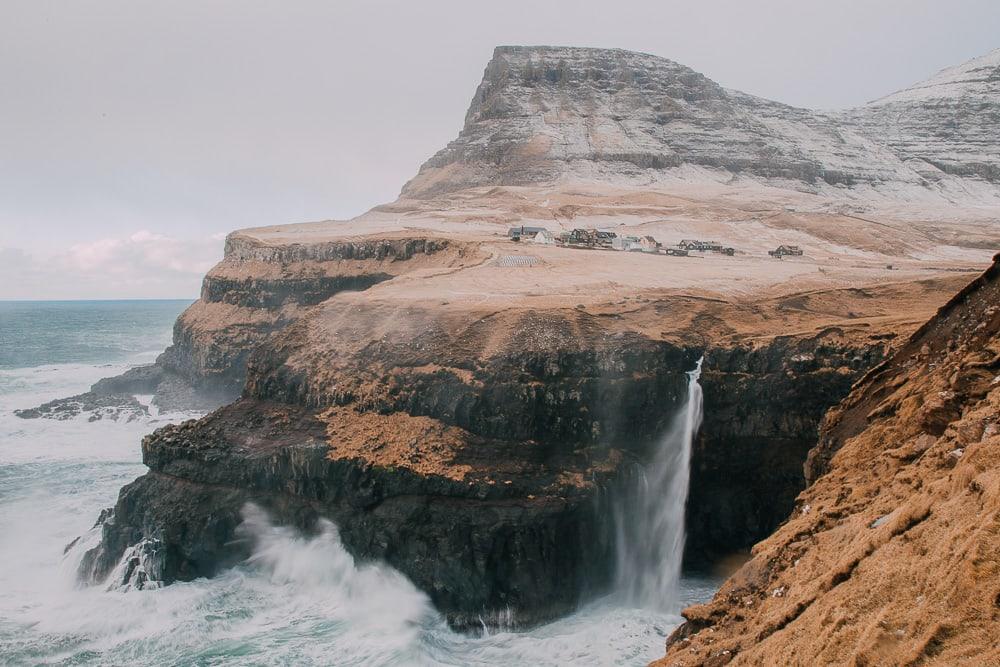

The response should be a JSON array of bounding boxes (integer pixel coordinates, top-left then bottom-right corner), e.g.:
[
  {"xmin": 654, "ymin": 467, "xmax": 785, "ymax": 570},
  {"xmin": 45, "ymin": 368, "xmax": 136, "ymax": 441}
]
[
  {"xmin": 15, "ymin": 392, "xmax": 149, "ymax": 422},
  {"xmin": 79, "ymin": 324, "xmax": 883, "ymax": 628},
  {"xmin": 15, "ymin": 362, "xmax": 235, "ymax": 420},
  {"xmin": 90, "ymin": 364, "xmax": 163, "ymax": 395},
  {"xmin": 80, "ymin": 403, "xmax": 620, "ymax": 629}
]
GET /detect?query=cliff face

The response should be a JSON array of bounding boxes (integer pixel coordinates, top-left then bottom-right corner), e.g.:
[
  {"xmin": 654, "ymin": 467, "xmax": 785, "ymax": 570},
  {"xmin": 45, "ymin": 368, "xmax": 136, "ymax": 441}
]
[
  {"xmin": 689, "ymin": 336, "xmax": 888, "ymax": 561},
  {"xmin": 402, "ymin": 46, "xmax": 1000, "ymax": 204},
  {"xmin": 70, "ymin": 44, "xmax": 999, "ymax": 634},
  {"xmin": 81, "ymin": 266, "xmax": 965, "ymax": 627},
  {"xmin": 150, "ymin": 235, "xmax": 465, "ymax": 405},
  {"xmin": 660, "ymin": 256, "xmax": 1000, "ymax": 666}
]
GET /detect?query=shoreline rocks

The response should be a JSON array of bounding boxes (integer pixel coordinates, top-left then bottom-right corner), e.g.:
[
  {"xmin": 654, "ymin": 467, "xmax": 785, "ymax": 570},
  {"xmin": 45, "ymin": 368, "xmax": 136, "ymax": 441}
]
[{"xmin": 78, "ymin": 321, "xmax": 887, "ymax": 628}]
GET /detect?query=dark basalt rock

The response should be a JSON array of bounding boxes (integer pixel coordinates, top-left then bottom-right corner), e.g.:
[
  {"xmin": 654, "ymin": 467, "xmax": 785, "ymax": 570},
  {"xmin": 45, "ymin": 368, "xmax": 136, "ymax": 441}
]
[
  {"xmin": 688, "ymin": 337, "xmax": 887, "ymax": 561},
  {"xmin": 16, "ymin": 364, "xmax": 163, "ymax": 421},
  {"xmin": 15, "ymin": 391, "xmax": 149, "ymax": 422},
  {"xmin": 15, "ymin": 362, "xmax": 235, "ymax": 420},
  {"xmin": 79, "ymin": 329, "xmax": 884, "ymax": 628},
  {"xmin": 90, "ymin": 363, "xmax": 164, "ymax": 395},
  {"xmin": 200, "ymin": 274, "xmax": 393, "ymax": 309},
  {"xmin": 145, "ymin": 237, "xmax": 456, "ymax": 406},
  {"xmin": 81, "ymin": 402, "xmax": 622, "ymax": 629}
]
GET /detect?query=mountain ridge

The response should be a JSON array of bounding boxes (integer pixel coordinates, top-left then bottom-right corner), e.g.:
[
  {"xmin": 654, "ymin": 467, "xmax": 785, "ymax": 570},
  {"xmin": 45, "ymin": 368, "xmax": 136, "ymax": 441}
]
[{"xmin": 402, "ymin": 45, "xmax": 1000, "ymax": 203}]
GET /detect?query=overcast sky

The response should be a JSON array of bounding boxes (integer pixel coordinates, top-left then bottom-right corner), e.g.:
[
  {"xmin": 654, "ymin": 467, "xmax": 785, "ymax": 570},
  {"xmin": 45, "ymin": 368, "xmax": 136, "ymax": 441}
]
[{"xmin": 2, "ymin": 0, "xmax": 998, "ymax": 299}]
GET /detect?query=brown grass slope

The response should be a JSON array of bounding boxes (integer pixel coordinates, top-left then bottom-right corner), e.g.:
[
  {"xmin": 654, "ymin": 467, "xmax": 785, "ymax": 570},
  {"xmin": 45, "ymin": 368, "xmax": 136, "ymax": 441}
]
[{"xmin": 658, "ymin": 255, "xmax": 1000, "ymax": 666}]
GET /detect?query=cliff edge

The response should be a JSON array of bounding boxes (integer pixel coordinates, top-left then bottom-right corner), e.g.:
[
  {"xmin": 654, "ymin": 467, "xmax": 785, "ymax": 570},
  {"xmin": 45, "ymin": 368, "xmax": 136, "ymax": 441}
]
[
  {"xmin": 65, "ymin": 45, "xmax": 1000, "ymax": 633},
  {"xmin": 659, "ymin": 255, "xmax": 1000, "ymax": 665}
]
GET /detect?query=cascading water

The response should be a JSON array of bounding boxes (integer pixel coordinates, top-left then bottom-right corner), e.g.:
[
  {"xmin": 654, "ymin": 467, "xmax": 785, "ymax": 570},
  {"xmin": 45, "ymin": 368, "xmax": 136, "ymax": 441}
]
[{"xmin": 614, "ymin": 358, "xmax": 704, "ymax": 611}]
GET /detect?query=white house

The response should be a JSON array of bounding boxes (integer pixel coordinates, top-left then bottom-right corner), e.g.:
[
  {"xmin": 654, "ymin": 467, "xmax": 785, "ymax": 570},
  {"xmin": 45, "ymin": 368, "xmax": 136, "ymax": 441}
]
[
  {"xmin": 532, "ymin": 229, "xmax": 556, "ymax": 245},
  {"xmin": 612, "ymin": 235, "xmax": 643, "ymax": 251}
]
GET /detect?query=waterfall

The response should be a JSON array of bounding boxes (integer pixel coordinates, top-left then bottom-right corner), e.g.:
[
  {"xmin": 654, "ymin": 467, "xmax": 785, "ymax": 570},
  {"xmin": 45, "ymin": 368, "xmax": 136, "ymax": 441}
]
[{"xmin": 614, "ymin": 358, "xmax": 703, "ymax": 611}]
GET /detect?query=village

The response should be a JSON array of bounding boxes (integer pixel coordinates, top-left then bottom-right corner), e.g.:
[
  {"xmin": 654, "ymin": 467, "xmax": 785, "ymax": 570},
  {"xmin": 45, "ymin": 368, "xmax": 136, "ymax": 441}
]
[{"xmin": 507, "ymin": 225, "xmax": 804, "ymax": 259}]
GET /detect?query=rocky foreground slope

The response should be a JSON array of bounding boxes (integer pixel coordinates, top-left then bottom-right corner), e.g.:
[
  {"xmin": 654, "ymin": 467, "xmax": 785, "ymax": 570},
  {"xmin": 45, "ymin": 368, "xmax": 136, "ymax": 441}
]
[
  {"xmin": 58, "ymin": 45, "xmax": 1000, "ymax": 632},
  {"xmin": 659, "ymin": 257, "xmax": 1000, "ymax": 665}
]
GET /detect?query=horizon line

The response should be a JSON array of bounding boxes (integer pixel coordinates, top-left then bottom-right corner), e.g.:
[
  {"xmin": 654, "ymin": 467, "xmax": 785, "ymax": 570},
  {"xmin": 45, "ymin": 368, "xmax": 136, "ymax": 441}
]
[{"xmin": 0, "ymin": 297, "xmax": 197, "ymax": 303}]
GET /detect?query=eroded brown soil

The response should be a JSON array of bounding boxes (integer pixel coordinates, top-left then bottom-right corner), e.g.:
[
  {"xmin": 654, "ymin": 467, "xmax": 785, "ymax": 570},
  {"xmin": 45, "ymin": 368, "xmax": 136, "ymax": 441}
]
[{"xmin": 659, "ymin": 257, "xmax": 1000, "ymax": 666}]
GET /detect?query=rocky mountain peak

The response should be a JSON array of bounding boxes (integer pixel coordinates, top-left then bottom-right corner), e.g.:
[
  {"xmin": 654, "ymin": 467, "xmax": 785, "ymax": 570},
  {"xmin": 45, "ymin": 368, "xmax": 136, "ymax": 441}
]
[
  {"xmin": 464, "ymin": 45, "xmax": 724, "ymax": 125},
  {"xmin": 400, "ymin": 45, "xmax": 1000, "ymax": 204}
]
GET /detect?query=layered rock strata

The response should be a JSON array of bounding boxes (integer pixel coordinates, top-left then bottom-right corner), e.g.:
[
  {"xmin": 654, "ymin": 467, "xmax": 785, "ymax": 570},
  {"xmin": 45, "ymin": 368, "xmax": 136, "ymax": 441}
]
[
  {"xmin": 80, "ymin": 274, "xmax": 971, "ymax": 627},
  {"xmin": 839, "ymin": 49, "xmax": 1000, "ymax": 185},
  {"xmin": 403, "ymin": 46, "xmax": 1000, "ymax": 205}
]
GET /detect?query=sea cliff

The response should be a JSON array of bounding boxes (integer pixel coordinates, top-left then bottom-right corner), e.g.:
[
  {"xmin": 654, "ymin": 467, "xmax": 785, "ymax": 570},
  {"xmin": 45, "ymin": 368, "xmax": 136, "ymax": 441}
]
[{"xmin": 61, "ymin": 44, "xmax": 1000, "ymax": 636}]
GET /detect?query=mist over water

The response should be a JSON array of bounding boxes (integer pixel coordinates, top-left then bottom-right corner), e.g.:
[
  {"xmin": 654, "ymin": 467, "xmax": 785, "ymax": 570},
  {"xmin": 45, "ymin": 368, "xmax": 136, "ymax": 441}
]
[
  {"xmin": 0, "ymin": 302, "xmax": 718, "ymax": 666},
  {"xmin": 614, "ymin": 359, "xmax": 704, "ymax": 611}
]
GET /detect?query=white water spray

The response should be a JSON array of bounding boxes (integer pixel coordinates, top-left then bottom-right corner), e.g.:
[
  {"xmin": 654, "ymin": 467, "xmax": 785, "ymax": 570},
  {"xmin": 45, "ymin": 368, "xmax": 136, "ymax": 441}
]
[
  {"xmin": 1, "ymin": 302, "xmax": 724, "ymax": 665},
  {"xmin": 615, "ymin": 358, "xmax": 703, "ymax": 611}
]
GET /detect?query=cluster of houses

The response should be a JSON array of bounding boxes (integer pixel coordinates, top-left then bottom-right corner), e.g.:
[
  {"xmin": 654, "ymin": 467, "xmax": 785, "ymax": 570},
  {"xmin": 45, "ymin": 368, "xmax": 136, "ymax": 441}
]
[
  {"xmin": 508, "ymin": 226, "xmax": 661, "ymax": 251},
  {"xmin": 506, "ymin": 226, "xmax": 804, "ymax": 260},
  {"xmin": 507, "ymin": 226, "xmax": 730, "ymax": 256},
  {"xmin": 611, "ymin": 235, "xmax": 661, "ymax": 252}
]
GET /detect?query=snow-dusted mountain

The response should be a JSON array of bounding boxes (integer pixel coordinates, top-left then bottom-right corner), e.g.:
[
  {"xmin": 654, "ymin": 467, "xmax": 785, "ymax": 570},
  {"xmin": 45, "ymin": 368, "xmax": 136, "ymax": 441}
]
[
  {"xmin": 839, "ymin": 49, "xmax": 1000, "ymax": 185},
  {"xmin": 402, "ymin": 46, "xmax": 1000, "ymax": 205}
]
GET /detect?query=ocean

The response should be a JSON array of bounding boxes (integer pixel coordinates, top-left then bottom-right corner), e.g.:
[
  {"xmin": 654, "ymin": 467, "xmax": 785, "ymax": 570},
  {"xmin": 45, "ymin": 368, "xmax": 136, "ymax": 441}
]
[{"xmin": 0, "ymin": 300, "xmax": 718, "ymax": 666}]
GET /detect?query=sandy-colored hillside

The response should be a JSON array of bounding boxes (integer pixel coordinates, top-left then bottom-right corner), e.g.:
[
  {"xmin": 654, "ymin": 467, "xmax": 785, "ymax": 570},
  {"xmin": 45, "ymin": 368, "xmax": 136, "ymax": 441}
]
[
  {"xmin": 658, "ymin": 257, "xmax": 1000, "ymax": 666},
  {"xmin": 233, "ymin": 182, "xmax": 995, "ymax": 313}
]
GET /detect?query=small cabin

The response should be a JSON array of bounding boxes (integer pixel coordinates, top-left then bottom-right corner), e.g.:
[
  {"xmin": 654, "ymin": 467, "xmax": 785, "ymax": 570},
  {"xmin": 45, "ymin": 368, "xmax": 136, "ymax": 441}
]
[
  {"xmin": 769, "ymin": 244, "xmax": 804, "ymax": 258},
  {"xmin": 595, "ymin": 230, "xmax": 618, "ymax": 246},
  {"xmin": 507, "ymin": 226, "xmax": 547, "ymax": 240},
  {"xmin": 640, "ymin": 235, "xmax": 660, "ymax": 252}
]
